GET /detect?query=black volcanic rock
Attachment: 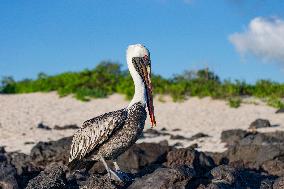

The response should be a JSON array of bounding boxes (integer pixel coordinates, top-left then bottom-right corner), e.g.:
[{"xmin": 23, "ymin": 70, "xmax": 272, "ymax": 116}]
[
  {"xmin": 221, "ymin": 129, "xmax": 248, "ymax": 146},
  {"xmin": 273, "ymin": 176, "xmax": 284, "ymax": 189},
  {"xmin": 116, "ymin": 142, "xmax": 171, "ymax": 173},
  {"xmin": 7, "ymin": 152, "xmax": 40, "ymax": 188},
  {"xmin": 128, "ymin": 166, "xmax": 195, "ymax": 189},
  {"xmin": 1, "ymin": 128, "xmax": 284, "ymax": 189},
  {"xmin": 0, "ymin": 162, "xmax": 19, "ymax": 189},
  {"xmin": 249, "ymin": 119, "xmax": 271, "ymax": 130},
  {"xmin": 54, "ymin": 124, "xmax": 79, "ymax": 130},
  {"xmin": 82, "ymin": 174, "xmax": 117, "ymax": 189},
  {"xmin": 37, "ymin": 122, "xmax": 52, "ymax": 130},
  {"xmin": 188, "ymin": 132, "xmax": 210, "ymax": 141},
  {"xmin": 26, "ymin": 163, "xmax": 67, "ymax": 189},
  {"xmin": 30, "ymin": 137, "xmax": 72, "ymax": 166},
  {"xmin": 209, "ymin": 165, "xmax": 238, "ymax": 186},
  {"xmin": 262, "ymin": 160, "xmax": 284, "ymax": 177},
  {"xmin": 166, "ymin": 148, "xmax": 215, "ymax": 176},
  {"xmin": 220, "ymin": 129, "xmax": 284, "ymax": 166}
]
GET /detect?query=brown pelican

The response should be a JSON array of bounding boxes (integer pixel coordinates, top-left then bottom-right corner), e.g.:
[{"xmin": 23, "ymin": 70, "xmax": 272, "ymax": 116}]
[{"xmin": 68, "ymin": 44, "xmax": 156, "ymax": 182}]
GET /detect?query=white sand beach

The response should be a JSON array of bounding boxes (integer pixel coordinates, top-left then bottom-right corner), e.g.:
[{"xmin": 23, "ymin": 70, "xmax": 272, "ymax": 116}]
[{"xmin": 0, "ymin": 92, "xmax": 283, "ymax": 154}]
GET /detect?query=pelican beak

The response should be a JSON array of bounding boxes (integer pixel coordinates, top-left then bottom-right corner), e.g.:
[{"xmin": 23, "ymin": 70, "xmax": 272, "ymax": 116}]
[{"xmin": 142, "ymin": 64, "xmax": 156, "ymax": 127}]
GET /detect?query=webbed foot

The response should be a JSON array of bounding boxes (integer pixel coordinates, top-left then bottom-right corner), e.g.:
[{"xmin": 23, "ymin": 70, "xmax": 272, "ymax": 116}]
[{"xmin": 109, "ymin": 169, "xmax": 134, "ymax": 183}]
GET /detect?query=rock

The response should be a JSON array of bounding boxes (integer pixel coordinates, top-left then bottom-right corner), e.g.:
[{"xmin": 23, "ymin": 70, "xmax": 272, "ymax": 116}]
[
  {"xmin": 188, "ymin": 133, "xmax": 210, "ymax": 141},
  {"xmin": 221, "ymin": 129, "xmax": 248, "ymax": 146},
  {"xmin": 273, "ymin": 176, "xmax": 284, "ymax": 189},
  {"xmin": 116, "ymin": 142, "xmax": 171, "ymax": 173},
  {"xmin": 166, "ymin": 148, "xmax": 215, "ymax": 176},
  {"xmin": 26, "ymin": 163, "xmax": 67, "ymax": 189},
  {"xmin": 209, "ymin": 165, "xmax": 238, "ymax": 185},
  {"xmin": 30, "ymin": 137, "xmax": 72, "ymax": 166},
  {"xmin": 82, "ymin": 174, "xmax": 118, "ymax": 189},
  {"xmin": 275, "ymin": 108, "xmax": 284, "ymax": 114},
  {"xmin": 249, "ymin": 119, "xmax": 271, "ymax": 130},
  {"xmin": 128, "ymin": 166, "xmax": 195, "ymax": 189},
  {"xmin": 220, "ymin": 129, "xmax": 284, "ymax": 167},
  {"xmin": 172, "ymin": 128, "xmax": 181, "ymax": 131},
  {"xmin": 0, "ymin": 162, "xmax": 19, "ymax": 189},
  {"xmin": 225, "ymin": 143, "xmax": 284, "ymax": 166},
  {"xmin": 206, "ymin": 183, "xmax": 232, "ymax": 189},
  {"xmin": 24, "ymin": 142, "xmax": 35, "ymax": 145},
  {"xmin": 170, "ymin": 134, "xmax": 188, "ymax": 140},
  {"xmin": 6, "ymin": 152, "xmax": 41, "ymax": 188},
  {"xmin": 53, "ymin": 124, "xmax": 79, "ymax": 130},
  {"xmin": 260, "ymin": 178, "xmax": 274, "ymax": 189},
  {"xmin": 143, "ymin": 129, "xmax": 170, "ymax": 138},
  {"xmin": 0, "ymin": 146, "xmax": 6, "ymax": 154},
  {"xmin": 37, "ymin": 122, "xmax": 52, "ymax": 130},
  {"xmin": 0, "ymin": 146, "xmax": 7, "ymax": 162},
  {"xmin": 160, "ymin": 127, "xmax": 167, "ymax": 131},
  {"xmin": 262, "ymin": 160, "xmax": 284, "ymax": 177}
]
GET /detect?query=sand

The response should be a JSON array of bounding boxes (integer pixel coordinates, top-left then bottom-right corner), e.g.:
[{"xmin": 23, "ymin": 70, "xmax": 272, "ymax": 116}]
[{"xmin": 0, "ymin": 92, "xmax": 283, "ymax": 154}]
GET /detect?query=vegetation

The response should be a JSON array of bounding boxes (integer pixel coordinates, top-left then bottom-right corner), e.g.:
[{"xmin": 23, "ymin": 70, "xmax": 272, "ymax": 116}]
[
  {"xmin": 228, "ymin": 97, "xmax": 242, "ymax": 108},
  {"xmin": 1, "ymin": 61, "xmax": 284, "ymax": 108}
]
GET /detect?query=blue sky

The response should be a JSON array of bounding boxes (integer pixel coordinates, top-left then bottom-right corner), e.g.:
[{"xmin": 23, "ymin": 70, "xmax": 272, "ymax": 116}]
[{"xmin": 0, "ymin": 0, "xmax": 284, "ymax": 83}]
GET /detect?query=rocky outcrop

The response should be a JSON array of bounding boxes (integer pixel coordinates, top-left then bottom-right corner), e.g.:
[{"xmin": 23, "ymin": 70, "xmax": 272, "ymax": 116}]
[
  {"xmin": 0, "ymin": 127, "xmax": 284, "ymax": 188},
  {"xmin": 25, "ymin": 163, "xmax": 67, "ymax": 189},
  {"xmin": 249, "ymin": 119, "xmax": 272, "ymax": 130}
]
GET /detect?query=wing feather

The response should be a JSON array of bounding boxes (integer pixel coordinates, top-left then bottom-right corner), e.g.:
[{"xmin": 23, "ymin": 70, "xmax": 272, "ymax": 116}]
[{"xmin": 69, "ymin": 109, "xmax": 127, "ymax": 162}]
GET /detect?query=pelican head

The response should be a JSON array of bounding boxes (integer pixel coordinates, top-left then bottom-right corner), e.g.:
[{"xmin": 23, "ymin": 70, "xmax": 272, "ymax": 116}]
[{"xmin": 126, "ymin": 44, "xmax": 156, "ymax": 127}]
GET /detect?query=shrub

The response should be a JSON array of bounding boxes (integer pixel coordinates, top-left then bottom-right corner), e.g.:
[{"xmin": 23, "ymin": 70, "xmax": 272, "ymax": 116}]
[
  {"xmin": 228, "ymin": 97, "xmax": 242, "ymax": 108},
  {"xmin": 1, "ymin": 62, "xmax": 283, "ymax": 109}
]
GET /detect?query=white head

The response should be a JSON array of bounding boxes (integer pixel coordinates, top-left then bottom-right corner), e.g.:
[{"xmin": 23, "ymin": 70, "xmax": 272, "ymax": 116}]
[{"xmin": 126, "ymin": 44, "xmax": 156, "ymax": 127}]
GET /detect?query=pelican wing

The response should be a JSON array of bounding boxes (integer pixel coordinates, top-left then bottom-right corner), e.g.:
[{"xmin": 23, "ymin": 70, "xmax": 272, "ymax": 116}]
[{"xmin": 69, "ymin": 109, "xmax": 127, "ymax": 162}]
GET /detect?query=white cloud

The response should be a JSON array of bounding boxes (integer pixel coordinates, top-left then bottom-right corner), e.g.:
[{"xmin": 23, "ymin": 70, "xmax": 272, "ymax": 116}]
[{"xmin": 229, "ymin": 17, "xmax": 284, "ymax": 64}]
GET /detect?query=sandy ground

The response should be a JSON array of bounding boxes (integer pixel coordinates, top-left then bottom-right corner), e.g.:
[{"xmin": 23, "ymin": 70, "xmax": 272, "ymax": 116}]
[{"xmin": 0, "ymin": 92, "xmax": 283, "ymax": 154}]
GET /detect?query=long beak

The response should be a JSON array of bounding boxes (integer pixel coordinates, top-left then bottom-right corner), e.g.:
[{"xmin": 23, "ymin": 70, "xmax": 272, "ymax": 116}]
[{"xmin": 142, "ymin": 65, "xmax": 156, "ymax": 127}]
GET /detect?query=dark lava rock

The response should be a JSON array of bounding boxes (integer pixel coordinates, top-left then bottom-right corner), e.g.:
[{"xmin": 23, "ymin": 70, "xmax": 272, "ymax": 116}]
[
  {"xmin": 54, "ymin": 124, "xmax": 79, "ymax": 130},
  {"xmin": 143, "ymin": 129, "xmax": 170, "ymax": 137},
  {"xmin": 82, "ymin": 174, "xmax": 118, "ymax": 189},
  {"xmin": 6, "ymin": 152, "xmax": 41, "ymax": 188},
  {"xmin": 30, "ymin": 137, "xmax": 72, "ymax": 166},
  {"xmin": 160, "ymin": 127, "xmax": 167, "ymax": 131},
  {"xmin": 37, "ymin": 122, "xmax": 52, "ymax": 130},
  {"xmin": 262, "ymin": 160, "xmax": 284, "ymax": 177},
  {"xmin": 172, "ymin": 128, "xmax": 181, "ymax": 131},
  {"xmin": 249, "ymin": 119, "xmax": 271, "ymax": 130},
  {"xmin": 0, "ymin": 162, "xmax": 19, "ymax": 189},
  {"xmin": 128, "ymin": 166, "xmax": 195, "ymax": 189},
  {"xmin": 170, "ymin": 134, "xmax": 188, "ymax": 140},
  {"xmin": 24, "ymin": 141, "xmax": 35, "ymax": 145},
  {"xmin": 26, "ymin": 163, "xmax": 67, "ymax": 189},
  {"xmin": 275, "ymin": 108, "xmax": 284, "ymax": 114},
  {"xmin": 273, "ymin": 176, "xmax": 284, "ymax": 189},
  {"xmin": 209, "ymin": 165, "xmax": 238, "ymax": 185},
  {"xmin": 166, "ymin": 148, "xmax": 215, "ymax": 176},
  {"xmin": 188, "ymin": 133, "xmax": 210, "ymax": 141},
  {"xmin": 221, "ymin": 129, "xmax": 248, "ymax": 146},
  {"xmin": 0, "ymin": 146, "xmax": 5, "ymax": 154},
  {"xmin": 221, "ymin": 130, "xmax": 284, "ymax": 166},
  {"xmin": 116, "ymin": 142, "xmax": 171, "ymax": 173}
]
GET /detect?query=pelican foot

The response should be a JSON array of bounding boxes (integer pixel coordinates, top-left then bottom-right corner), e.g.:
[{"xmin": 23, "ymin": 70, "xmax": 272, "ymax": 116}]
[{"xmin": 109, "ymin": 169, "xmax": 134, "ymax": 183}]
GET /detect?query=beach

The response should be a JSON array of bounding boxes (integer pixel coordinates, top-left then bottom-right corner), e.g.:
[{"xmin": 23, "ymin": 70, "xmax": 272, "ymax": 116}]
[{"xmin": 1, "ymin": 92, "xmax": 283, "ymax": 154}]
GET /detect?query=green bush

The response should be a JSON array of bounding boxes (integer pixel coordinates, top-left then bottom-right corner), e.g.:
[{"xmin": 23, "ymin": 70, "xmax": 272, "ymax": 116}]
[
  {"xmin": 1, "ymin": 62, "xmax": 283, "ymax": 109},
  {"xmin": 228, "ymin": 97, "xmax": 242, "ymax": 108}
]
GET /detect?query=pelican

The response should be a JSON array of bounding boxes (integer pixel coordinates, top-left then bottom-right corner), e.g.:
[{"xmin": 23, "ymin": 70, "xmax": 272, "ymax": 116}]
[{"xmin": 68, "ymin": 44, "xmax": 156, "ymax": 182}]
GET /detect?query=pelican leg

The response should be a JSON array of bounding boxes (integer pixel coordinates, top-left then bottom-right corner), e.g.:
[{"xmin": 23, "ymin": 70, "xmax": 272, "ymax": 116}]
[
  {"xmin": 113, "ymin": 161, "xmax": 121, "ymax": 171},
  {"xmin": 112, "ymin": 161, "xmax": 134, "ymax": 182},
  {"xmin": 99, "ymin": 155, "xmax": 123, "ymax": 182}
]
